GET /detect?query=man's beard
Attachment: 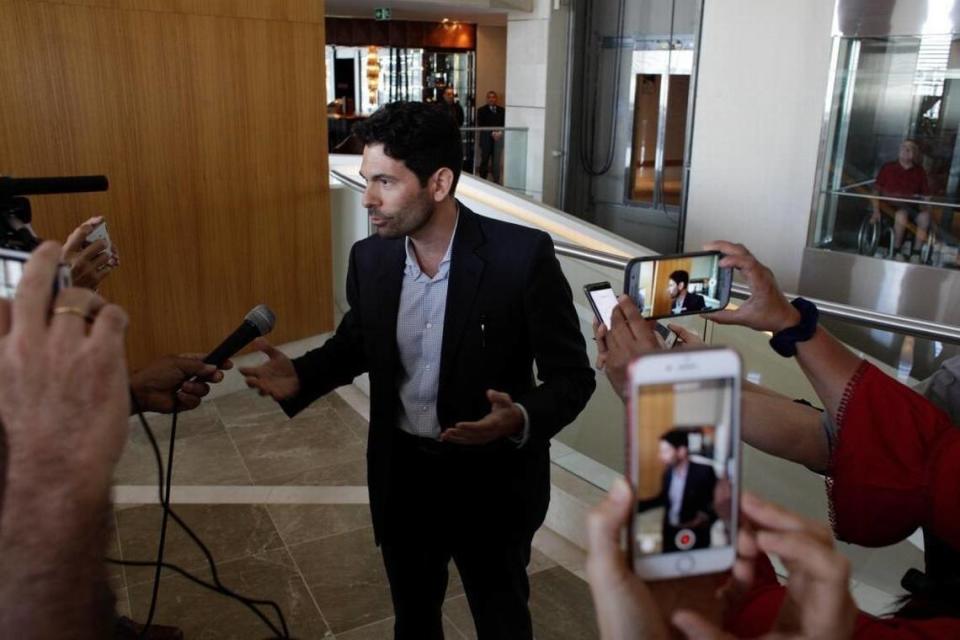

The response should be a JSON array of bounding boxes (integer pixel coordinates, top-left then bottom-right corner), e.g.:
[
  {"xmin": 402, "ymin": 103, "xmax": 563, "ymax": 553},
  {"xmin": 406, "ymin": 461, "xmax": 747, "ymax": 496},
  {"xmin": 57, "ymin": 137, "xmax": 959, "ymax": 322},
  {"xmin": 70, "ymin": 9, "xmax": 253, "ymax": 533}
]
[{"xmin": 369, "ymin": 192, "xmax": 435, "ymax": 239}]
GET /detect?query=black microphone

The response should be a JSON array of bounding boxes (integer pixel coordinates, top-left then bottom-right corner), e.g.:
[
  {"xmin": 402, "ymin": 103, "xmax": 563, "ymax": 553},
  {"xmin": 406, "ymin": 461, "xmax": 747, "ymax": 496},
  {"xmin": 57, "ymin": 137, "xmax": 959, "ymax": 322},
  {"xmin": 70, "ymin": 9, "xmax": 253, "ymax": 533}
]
[
  {"xmin": 203, "ymin": 305, "xmax": 276, "ymax": 367},
  {"xmin": 0, "ymin": 175, "xmax": 109, "ymax": 198}
]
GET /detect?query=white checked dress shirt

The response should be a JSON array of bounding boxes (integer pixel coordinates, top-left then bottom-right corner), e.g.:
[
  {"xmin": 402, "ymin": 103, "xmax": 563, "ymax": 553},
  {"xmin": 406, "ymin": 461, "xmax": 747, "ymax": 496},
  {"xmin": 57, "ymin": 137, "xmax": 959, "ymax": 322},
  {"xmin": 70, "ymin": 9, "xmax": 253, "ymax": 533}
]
[{"xmin": 395, "ymin": 214, "xmax": 529, "ymax": 443}]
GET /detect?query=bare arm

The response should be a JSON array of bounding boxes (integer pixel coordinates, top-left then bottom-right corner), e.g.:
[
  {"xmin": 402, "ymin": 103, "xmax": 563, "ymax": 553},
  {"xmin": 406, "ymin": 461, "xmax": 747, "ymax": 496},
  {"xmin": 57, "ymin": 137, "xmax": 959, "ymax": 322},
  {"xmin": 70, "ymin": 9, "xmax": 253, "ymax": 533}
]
[
  {"xmin": 0, "ymin": 243, "xmax": 129, "ymax": 638},
  {"xmin": 0, "ymin": 482, "xmax": 115, "ymax": 638},
  {"xmin": 742, "ymin": 386, "xmax": 830, "ymax": 471},
  {"xmin": 706, "ymin": 241, "xmax": 865, "ymax": 426},
  {"xmin": 792, "ymin": 328, "xmax": 864, "ymax": 423}
]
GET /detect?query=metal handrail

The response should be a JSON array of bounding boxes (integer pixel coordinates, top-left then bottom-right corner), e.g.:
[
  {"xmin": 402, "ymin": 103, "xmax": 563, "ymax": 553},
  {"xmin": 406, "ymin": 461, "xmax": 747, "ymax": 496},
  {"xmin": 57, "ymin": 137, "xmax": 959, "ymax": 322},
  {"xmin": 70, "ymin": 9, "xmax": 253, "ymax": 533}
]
[
  {"xmin": 552, "ymin": 241, "xmax": 960, "ymax": 345},
  {"xmin": 829, "ymin": 189, "xmax": 960, "ymax": 210},
  {"xmin": 331, "ymin": 168, "xmax": 366, "ymax": 191},
  {"xmin": 329, "ymin": 169, "xmax": 960, "ymax": 344},
  {"xmin": 459, "ymin": 126, "xmax": 529, "ymax": 132}
]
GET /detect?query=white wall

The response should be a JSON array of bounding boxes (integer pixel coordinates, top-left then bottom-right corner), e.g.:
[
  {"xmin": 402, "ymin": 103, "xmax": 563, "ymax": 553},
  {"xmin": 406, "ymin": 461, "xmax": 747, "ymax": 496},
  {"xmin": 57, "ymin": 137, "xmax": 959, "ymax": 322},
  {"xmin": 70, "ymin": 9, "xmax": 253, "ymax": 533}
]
[
  {"xmin": 505, "ymin": 0, "xmax": 550, "ymax": 200},
  {"xmin": 685, "ymin": 0, "xmax": 836, "ymax": 291}
]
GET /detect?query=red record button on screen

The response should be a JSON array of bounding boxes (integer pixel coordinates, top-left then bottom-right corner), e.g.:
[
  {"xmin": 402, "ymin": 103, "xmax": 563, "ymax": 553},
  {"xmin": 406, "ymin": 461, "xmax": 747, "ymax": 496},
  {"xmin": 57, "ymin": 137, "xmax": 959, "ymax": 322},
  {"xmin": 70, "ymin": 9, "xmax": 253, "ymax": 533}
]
[{"xmin": 675, "ymin": 529, "xmax": 696, "ymax": 550}]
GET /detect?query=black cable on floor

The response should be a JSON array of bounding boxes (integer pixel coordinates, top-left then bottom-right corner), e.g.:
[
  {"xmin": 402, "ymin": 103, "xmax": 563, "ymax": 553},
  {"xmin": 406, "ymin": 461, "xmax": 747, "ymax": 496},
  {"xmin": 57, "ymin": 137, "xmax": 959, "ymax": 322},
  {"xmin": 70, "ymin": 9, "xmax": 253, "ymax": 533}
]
[
  {"xmin": 107, "ymin": 557, "xmax": 288, "ymax": 639},
  {"xmin": 127, "ymin": 391, "xmax": 291, "ymax": 639}
]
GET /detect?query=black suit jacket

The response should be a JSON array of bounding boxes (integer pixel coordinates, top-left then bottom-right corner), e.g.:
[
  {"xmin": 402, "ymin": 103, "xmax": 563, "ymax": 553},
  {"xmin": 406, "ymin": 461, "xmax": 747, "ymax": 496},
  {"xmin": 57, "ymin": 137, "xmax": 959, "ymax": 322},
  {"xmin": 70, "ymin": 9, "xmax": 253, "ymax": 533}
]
[
  {"xmin": 477, "ymin": 104, "xmax": 505, "ymax": 149},
  {"xmin": 279, "ymin": 204, "xmax": 595, "ymax": 542},
  {"xmin": 676, "ymin": 292, "xmax": 706, "ymax": 313},
  {"xmin": 636, "ymin": 461, "xmax": 717, "ymax": 530}
]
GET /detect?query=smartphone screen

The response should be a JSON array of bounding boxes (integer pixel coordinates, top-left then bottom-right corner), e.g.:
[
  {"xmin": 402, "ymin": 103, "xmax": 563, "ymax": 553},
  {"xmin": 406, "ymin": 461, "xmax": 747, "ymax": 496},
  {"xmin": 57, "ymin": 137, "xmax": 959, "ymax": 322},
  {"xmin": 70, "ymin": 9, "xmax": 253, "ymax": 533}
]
[
  {"xmin": 628, "ymin": 348, "xmax": 739, "ymax": 578},
  {"xmin": 624, "ymin": 251, "xmax": 732, "ymax": 320},
  {"xmin": 0, "ymin": 251, "xmax": 24, "ymax": 300},
  {"xmin": 0, "ymin": 248, "xmax": 71, "ymax": 300},
  {"xmin": 584, "ymin": 282, "xmax": 619, "ymax": 329}
]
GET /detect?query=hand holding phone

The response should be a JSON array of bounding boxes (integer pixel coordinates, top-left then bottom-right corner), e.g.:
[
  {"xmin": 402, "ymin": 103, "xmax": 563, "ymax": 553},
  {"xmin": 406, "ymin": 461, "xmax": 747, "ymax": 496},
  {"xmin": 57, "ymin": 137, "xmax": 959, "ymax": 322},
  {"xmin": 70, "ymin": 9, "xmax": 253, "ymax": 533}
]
[
  {"xmin": 627, "ymin": 347, "xmax": 741, "ymax": 579},
  {"xmin": 85, "ymin": 220, "xmax": 112, "ymax": 254},
  {"xmin": 584, "ymin": 281, "xmax": 619, "ymax": 330},
  {"xmin": 702, "ymin": 241, "xmax": 800, "ymax": 333}
]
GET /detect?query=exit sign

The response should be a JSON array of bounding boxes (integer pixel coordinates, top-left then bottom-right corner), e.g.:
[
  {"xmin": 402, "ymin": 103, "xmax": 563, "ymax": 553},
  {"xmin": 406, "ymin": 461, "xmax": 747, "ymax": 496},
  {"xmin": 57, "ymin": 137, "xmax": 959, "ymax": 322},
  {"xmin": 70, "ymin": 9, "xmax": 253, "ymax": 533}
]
[{"xmin": 374, "ymin": 7, "xmax": 391, "ymax": 20}]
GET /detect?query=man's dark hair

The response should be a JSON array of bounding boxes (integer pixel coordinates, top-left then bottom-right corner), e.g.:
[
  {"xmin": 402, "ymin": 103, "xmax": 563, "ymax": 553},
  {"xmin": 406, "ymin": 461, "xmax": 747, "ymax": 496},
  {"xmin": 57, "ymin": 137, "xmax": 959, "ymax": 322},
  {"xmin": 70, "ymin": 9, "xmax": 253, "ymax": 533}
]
[
  {"xmin": 352, "ymin": 101, "xmax": 463, "ymax": 194},
  {"xmin": 661, "ymin": 429, "xmax": 689, "ymax": 451},
  {"xmin": 669, "ymin": 270, "xmax": 690, "ymax": 289}
]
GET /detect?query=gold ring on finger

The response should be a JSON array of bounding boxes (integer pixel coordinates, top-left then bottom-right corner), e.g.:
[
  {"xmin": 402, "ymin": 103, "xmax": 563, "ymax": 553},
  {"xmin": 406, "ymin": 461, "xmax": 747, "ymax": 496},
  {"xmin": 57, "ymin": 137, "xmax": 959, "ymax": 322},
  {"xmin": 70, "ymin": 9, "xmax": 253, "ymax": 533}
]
[{"xmin": 52, "ymin": 306, "xmax": 95, "ymax": 323}]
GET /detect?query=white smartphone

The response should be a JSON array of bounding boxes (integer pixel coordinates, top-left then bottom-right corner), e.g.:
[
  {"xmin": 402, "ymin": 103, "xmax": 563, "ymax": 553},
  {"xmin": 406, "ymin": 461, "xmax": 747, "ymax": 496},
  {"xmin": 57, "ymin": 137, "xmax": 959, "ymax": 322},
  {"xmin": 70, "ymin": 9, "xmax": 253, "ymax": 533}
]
[
  {"xmin": 584, "ymin": 281, "xmax": 619, "ymax": 330},
  {"xmin": 85, "ymin": 220, "xmax": 111, "ymax": 254},
  {"xmin": 627, "ymin": 347, "xmax": 741, "ymax": 579}
]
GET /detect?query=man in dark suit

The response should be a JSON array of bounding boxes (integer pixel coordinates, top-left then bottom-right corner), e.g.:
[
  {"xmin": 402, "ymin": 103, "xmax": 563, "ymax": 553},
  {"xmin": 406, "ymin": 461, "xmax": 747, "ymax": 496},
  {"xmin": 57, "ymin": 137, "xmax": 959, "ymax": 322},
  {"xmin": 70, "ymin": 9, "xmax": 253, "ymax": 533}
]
[
  {"xmin": 440, "ymin": 87, "xmax": 465, "ymax": 127},
  {"xmin": 636, "ymin": 429, "xmax": 717, "ymax": 552},
  {"xmin": 667, "ymin": 269, "xmax": 706, "ymax": 314},
  {"xmin": 476, "ymin": 90, "xmax": 505, "ymax": 183},
  {"xmin": 239, "ymin": 101, "xmax": 595, "ymax": 639}
]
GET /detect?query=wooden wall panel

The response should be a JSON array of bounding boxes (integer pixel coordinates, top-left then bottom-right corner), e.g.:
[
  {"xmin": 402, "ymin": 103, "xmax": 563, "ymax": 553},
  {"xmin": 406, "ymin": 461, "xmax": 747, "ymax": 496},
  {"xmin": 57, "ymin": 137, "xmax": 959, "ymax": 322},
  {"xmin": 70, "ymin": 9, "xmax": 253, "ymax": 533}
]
[
  {"xmin": 633, "ymin": 384, "xmax": 675, "ymax": 498},
  {"xmin": 0, "ymin": 0, "xmax": 332, "ymax": 369},
  {"xmin": 651, "ymin": 257, "xmax": 693, "ymax": 317},
  {"xmin": 31, "ymin": 0, "xmax": 325, "ymax": 23}
]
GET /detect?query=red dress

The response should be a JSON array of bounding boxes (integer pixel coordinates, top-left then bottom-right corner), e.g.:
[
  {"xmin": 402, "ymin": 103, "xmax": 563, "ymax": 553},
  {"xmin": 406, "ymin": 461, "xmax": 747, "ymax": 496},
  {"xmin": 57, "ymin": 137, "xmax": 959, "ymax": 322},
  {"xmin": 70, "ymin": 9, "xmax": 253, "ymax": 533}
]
[{"xmin": 725, "ymin": 362, "xmax": 960, "ymax": 638}]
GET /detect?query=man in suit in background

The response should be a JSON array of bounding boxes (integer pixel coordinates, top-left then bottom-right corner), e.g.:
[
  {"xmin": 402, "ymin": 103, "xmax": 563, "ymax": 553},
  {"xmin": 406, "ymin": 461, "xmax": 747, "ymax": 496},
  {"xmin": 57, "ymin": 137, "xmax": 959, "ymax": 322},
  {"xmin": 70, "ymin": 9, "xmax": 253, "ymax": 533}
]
[
  {"xmin": 637, "ymin": 429, "xmax": 717, "ymax": 552},
  {"xmin": 476, "ymin": 90, "xmax": 505, "ymax": 184},
  {"xmin": 239, "ymin": 101, "xmax": 595, "ymax": 640},
  {"xmin": 440, "ymin": 87, "xmax": 464, "ymax": 127},
  {"xmin": 667, "ymin": 269, "xmax": 706, "ymax": 314}
]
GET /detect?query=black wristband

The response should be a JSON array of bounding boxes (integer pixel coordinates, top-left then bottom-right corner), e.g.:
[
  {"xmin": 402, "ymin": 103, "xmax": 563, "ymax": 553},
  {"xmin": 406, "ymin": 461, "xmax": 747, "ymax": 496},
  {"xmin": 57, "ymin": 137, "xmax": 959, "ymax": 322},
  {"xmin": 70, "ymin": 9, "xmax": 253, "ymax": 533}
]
[{"xmin": 769, "ymin": 297, "xmax": 819, "ymax": 358}]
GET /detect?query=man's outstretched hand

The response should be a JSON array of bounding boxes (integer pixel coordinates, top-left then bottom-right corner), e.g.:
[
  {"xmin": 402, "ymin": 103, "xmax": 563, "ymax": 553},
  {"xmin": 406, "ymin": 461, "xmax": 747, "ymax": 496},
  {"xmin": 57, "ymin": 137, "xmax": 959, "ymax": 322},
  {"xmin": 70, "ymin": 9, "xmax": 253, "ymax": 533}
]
[{"xmin": 238, "ymin": 338, "xmax": 301, "ymax": 401}]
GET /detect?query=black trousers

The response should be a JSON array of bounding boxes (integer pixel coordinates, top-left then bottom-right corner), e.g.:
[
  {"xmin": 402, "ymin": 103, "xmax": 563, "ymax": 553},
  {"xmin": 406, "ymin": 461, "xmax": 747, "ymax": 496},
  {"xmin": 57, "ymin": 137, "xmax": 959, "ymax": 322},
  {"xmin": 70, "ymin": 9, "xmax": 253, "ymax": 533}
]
[
  {"xmin": 380, "ymin": 432, "xmax": 536, "ymax": 640},
  {"xmin": 478, "ymin": 140, "xmax": 501, "ymax": 183}
]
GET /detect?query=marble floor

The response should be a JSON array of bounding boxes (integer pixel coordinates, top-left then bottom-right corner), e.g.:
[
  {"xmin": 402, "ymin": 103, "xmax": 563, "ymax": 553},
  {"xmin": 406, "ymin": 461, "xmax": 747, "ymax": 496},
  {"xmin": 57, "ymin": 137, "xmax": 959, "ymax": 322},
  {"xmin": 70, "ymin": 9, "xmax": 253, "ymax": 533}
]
[{"xmin": 110, "ymin": 387, "xmax": 600, "ymax": 639}]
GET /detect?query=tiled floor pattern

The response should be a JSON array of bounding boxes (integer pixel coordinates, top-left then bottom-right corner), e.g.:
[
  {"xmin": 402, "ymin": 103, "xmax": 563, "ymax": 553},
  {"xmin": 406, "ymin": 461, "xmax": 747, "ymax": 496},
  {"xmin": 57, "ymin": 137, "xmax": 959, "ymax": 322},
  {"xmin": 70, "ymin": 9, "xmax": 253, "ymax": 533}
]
[{"xmin": 111, "ymin": 388, "xmax": 599, "ymax": 639}]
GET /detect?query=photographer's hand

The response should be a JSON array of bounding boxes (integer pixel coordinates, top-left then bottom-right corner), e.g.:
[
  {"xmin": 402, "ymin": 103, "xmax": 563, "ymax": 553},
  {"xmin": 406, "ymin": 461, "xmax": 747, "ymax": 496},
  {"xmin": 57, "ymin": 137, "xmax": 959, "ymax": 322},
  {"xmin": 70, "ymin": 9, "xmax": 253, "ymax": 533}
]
[
  {"xmin": 673, "ymin": 493, "xmax": 856, "ymax": 640},
  {"xmin": 587, "ymin": 478, "xmax": 671, "ymax": 640},
  {"xmin": 0, "ymin": 242, "xmax": 129, "ymax": 638},
  {"xmin": 602, "ymin": 296, "xmax": 661, "ymax": 400},
  {"xmin": 62, "ymin": 217, "xmax": 119, "ymax": 290},
  {"xmin": 703, "ymin": 240, "xmax": 862, "ymax": 419},
  {"xmin": 702, "ymin": 241, "xmax": 799, "ymax": 333}
]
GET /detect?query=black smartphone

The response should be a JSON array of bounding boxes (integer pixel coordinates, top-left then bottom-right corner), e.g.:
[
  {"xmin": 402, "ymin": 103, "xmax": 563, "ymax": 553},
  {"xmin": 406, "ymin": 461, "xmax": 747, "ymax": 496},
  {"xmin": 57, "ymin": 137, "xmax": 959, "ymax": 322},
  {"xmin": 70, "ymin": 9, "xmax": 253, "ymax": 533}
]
[
  {"xmin": 655, "ymin": 322, "xmax": 681, "ymax": 349},
  {"xmin": 624, "ymin": 251, "xmax": 732, "ymax": 320},
  {"xmin": 584, "ymin": 281, "xmax": 619, "ymax": 329}
]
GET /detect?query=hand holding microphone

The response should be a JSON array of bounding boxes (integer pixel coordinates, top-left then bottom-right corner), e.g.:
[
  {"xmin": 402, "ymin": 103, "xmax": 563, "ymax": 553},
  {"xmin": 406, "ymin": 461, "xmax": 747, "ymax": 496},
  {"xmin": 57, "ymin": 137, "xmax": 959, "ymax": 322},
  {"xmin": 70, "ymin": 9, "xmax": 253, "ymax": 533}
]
[
  {"xmin": 130, "ymin": 355, "xmax": 233, "ymax": 414},
  {"xmin": 129, "ymin": 304, "xmax": 277, "ymax": 414}
]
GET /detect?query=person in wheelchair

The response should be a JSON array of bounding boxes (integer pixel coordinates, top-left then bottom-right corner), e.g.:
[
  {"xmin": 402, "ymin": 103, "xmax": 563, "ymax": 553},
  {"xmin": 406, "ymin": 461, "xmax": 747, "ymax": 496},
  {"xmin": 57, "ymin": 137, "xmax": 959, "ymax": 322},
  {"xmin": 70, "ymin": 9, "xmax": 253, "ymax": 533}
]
[{"xmin": 870, "ymin": 139, "xmax": 932, "ymax": 256}]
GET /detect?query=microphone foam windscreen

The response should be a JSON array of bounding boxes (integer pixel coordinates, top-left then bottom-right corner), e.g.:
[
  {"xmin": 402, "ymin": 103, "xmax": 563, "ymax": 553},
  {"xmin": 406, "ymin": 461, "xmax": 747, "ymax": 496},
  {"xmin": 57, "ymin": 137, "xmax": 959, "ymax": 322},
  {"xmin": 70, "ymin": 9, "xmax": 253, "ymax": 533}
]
[{"xmin": 245, "ymin": 304, "xmax": 276, "ymax": 336}]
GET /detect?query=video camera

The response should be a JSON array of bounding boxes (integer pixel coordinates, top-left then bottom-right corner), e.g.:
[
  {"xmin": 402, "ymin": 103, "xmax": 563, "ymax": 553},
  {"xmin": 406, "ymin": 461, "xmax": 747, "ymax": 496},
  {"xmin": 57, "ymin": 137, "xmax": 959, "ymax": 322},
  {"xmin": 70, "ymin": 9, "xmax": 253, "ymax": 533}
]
[
  {"xmin": 0, "ymin": 175, "xmax": 108, "ymax": 299},
  {"xmin": 0, "ymin": 174, "xmax": 108, "ymax": 251}
]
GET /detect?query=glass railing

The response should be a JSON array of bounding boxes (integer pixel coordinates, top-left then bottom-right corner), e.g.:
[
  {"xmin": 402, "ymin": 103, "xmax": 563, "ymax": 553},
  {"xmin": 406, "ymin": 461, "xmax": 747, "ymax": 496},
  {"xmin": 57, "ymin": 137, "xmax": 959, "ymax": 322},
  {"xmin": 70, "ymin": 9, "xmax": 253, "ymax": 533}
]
[{"xmin": 458, "ymin": 126, "xmax": 528, "ymax": 196}]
